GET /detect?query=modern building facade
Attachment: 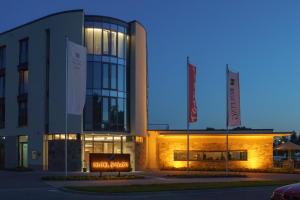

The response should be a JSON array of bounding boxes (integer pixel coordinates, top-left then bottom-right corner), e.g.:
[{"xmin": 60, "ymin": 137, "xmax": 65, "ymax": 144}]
[
  {"xmin": 0, "ymin": 10, "xmax": 293, "ymax": 172},
  {"xmin": 0, "ymin": 10, "xmax": 147, "ymax": 171}
]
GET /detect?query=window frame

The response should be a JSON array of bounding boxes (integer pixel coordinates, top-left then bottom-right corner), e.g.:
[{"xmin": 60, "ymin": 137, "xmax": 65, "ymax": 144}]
[
  {"xmin": 173, "ymin": 150, "xmax": 248, "ymax": 162},
  {"xmin": 0, "ymin": 45, "xmax": 6, "ymax": 69},
  {"xmin": 18, "ymin": 99, "xmax": 28, "ymax": 127},
  {"xmin": 18, "ymin": 70, "xmax": 28, "ymax": 95},
  {"xmin": 19, "ymin": 38, "xmax": 29, "ymax": 66}
]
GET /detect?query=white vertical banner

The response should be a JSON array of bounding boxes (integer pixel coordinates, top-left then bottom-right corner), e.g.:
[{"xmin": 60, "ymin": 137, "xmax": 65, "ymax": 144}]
[
  {"xmin": 227, "ymin": 69, "xmax": 241, "ymax": 126},
  {"xmin": 67, "ymin": 40, "xmax": 87, "ymax": 115}
]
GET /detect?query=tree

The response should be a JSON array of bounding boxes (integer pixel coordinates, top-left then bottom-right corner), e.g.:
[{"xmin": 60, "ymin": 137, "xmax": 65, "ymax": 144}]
[
  {"xmin": 290, "ymin": 132, "xmax": 298, "ymax": 144},
  {"xmin": 297, "ymin": 134, "xmax": 300, "ymax": 145}
]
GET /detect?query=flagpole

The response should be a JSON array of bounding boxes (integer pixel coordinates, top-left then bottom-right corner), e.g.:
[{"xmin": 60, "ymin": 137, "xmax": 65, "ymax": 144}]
[
  {"xmin": 65, "ymin": 37, "xmax": 68, "ymax": 177},
  {"xmin": 187, "ymin": 56, "xmax": 190, "ymax": 172},
  {"xmin": 226, "ymin": 64, "xmax": 229, "ymax": 176}
]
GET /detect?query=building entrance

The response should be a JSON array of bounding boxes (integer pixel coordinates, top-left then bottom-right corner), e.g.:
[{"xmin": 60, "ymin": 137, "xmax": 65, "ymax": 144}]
[
  {"xmin": 18, "ymin": 136, "xmax": 28, "ymax": 168},
  {"xmin": 82, "ymin": 134, "xmax": 124, "ymax": 171}
]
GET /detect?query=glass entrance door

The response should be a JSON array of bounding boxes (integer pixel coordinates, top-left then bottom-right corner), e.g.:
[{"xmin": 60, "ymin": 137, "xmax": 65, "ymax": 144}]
[{"xmin": 18, "ymin": 136, "xmax": 28, "ymax": 168}]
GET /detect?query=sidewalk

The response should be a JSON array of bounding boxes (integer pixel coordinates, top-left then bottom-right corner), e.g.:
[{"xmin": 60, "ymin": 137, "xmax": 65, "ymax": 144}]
[{"xmin": 44, "ymin": 171, "xmax": 300, "ymax": 188}]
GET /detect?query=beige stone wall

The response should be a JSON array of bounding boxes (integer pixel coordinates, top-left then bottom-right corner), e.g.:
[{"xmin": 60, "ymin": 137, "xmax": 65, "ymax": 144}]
[
  {"xmin": 157, "ymin": 135, "xmax": 274, "ymax": 170},
  {"xmin": 134, "ymin": 136, "xmax": 148, "ymax": 171}
]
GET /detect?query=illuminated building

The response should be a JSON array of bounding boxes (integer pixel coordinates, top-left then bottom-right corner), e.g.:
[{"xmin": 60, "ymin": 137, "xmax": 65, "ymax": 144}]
[
  {"xmin": 0, "ymin": 10, "xmax": 147, "ymax": 171},
  {"xmin": 147, "ymin": 130, "xmax": 292, "ymax": 171},
  {"xmin": 0, "ymin": 10, "xmax": 292, "ymax": 172}
]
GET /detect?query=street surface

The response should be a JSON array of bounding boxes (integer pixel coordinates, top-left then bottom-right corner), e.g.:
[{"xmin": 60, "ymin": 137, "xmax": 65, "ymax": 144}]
[{"xmin": 0, "ymin": 170, "xmax": 297, "ymax": 200}]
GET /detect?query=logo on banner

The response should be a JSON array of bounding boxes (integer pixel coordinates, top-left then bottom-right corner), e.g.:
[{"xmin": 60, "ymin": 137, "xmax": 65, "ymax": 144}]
[{"xmin": 227, "ymin": 69, "xmax": 241, "ymax": 126}]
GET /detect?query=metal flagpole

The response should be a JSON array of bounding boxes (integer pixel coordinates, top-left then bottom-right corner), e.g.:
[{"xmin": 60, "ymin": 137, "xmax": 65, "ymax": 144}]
[
  {"xmin": 65, "ymin": 37, "xmax": 69, "ymax": 177},
  {"xmin": 187, "ymin": 56, "xmax": 190, "ymax": 172},
  {"xmin": 226, "ymin": 64, "xmax": 229, "ymax": 176}
]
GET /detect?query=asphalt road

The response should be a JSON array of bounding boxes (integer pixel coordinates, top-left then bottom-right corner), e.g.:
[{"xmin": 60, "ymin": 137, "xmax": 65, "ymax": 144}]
[
  {"xmin": 0, "ymin": 171, "xmax": 276, "ymax": 200},
  {"xmin": 0, "ymin": 186, "xmax": 275, "ymax": 200}
]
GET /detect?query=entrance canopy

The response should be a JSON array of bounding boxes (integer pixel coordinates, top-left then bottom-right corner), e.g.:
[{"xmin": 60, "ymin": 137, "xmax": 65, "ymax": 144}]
[{"xmin": 276, "ymin": 141, "xmax": 300, "ymax": 151}]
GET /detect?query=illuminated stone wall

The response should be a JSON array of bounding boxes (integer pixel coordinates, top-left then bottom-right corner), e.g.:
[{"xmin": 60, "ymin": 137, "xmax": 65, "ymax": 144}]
[
  {"xmin": 135, "ymin": 136, "xmax": 148, "ymax": 171},
  {"xmin": 156, "ymin": 135, "xmax": 274, "ymax": 170}
]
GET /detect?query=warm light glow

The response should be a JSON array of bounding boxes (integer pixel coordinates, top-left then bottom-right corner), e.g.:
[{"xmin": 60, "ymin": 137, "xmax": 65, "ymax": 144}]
[
  {"xmin": 136, "ymin": 136, "xmax": 144, "ymax": 143},
  {"xmin": 92, "ymin": 161, "xmax": 129, "ymax": 169},
  {"xmin": 173, "ymin": 162, "xmax": 186, "ymax": 168},
  {"xmin": 151, "ymin": 132, "xmax": 275, "ymax": 170}
]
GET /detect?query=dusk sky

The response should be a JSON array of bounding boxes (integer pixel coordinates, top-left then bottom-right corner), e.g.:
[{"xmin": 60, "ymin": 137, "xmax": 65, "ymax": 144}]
[{"xmin": 1, "ymin": 0, "xmax": 300, "ymax": 133}]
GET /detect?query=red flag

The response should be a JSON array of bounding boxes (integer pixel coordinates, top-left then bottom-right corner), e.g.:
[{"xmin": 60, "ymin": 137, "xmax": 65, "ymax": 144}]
[
  {"xmin": 188, "ymin": 64, "xmax": 197, "ymax": 123},
  {"xmin": 227, "ymin": 69, "xmax": 241, "ymax": 126}
]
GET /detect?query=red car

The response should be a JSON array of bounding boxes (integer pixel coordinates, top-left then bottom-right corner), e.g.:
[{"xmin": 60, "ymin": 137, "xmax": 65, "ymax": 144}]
[{"xmin": 271, "ymin": 183, "xmax": 300, "ymax": 200}]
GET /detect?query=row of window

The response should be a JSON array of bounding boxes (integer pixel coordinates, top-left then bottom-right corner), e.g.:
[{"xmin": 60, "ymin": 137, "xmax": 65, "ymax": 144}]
[
  {"xmin": 85, "ymin": 27, "xmax": 126, "ymax": 58},
  {"xmin": 87, "ymin": 62, "xmax": 126, "ymax": 92},
  {"xmin": 0, "ymin": 46, "xmax": 5, "ymax": 128},
  {"xmin": 0, "ymin": 46, "xmax": 5, "ymax": 69},
  {"xmin": 18, "ymin": 38, "xmax": 29, "ymax": 127},
  {"xmin": 84, "ymin": 96, "xmax": 127, "ymax": 132},
  {"xmin": 174, "ymin": 150, "xmax": 248, "ymax": 161},
  {"xmin": 84, "ymin": 22, "xmax": 129, "ymax": 133},
  {"xmin": 0, "ymin": 41, "xmax": 27, "ymax": 128}
]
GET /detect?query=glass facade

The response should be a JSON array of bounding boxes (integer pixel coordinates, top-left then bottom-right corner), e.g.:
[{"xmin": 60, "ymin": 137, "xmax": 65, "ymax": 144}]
[
  {"xmin": 84, "ymin": 19, "xmax": 129, "ymax": 132},
  {"xmin": 81, "ymin": 134, "xmax": 124, "ymax": 170}
]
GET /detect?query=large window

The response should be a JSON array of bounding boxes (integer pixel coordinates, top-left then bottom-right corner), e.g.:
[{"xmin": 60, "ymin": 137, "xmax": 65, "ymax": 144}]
[
  {"xmin": 93, "ymin": 62, "xmax": 101, "ymax": 89},
  {"xmin": 19, "ymin": 70, "xmax": 28, "ymax": 95},
  {"xmin": 110, "ymin": 98, "xmax": 117, "ymax": 128},
  {"xmin": 19, "ymin": 39, "xmax": 28, "ymax": 64},
  {"xmin": 0, "ymin": 98, "xmax": 4, "ymax": 128},
  {"xmin": 93, "ymin": 96, "xmax": 102, "ymax": 129},
  {"xmin": 85, "ymin": 26, "xmax": 126, "ymax": 58},
  {"xmin": 87, "ymin": 62, "xmax": 93, "ymax": 90},
  {"xmin": 0, "ymin": 46, "xmax": 6, "ymax": 69},
  {"xmin": 117, "ymin": 98, "xmax": 124, "ymax": 129},
  {"xmin": 84, "ymin": 96, "xmax": 93, "ymax": 130},
  {"xmin": 0, "ymin": 76, "xmax": 5, "ymax": 98},
  {"xmin": 85, "ymin": 28, "xmax": 93, "ymax": 54},
  {"xmin": 111, "ymin": 31, "xmax": 117, "ymax": 56},
  {"xmin": 110, "ymin": 64, "xmax": 117, "ymax": 90},
  {"xmin": 94, "ymin": 28, "xmax": 102, "ymax": 55},
  {"xmin": 103, "ymin": 29, "xmax": 110, "ymax": 55},
  {"xmin": 84, "ymin": 21, "xmax": 128, "ymax": 132},
  {"xmin": 18, "ymin": 100, "xmax": 27, "ymax": 127},
  {"xmin": 174, "ymin": 150, "xmax": 248, "ymax": 161},
  {"xmin": 102, "ymin": 63, "xmax": 109, "ymax": 89},
  {"xmin": 117, "ymin": 32, "xmax": 125, "ymax": 58},
  {"xmin": 102, "ymin": 97, "xmax": 109, "ymax": 127},
  {"xmin": 118, "ymin": 65, "xmax": 124, "ymax": 91}
]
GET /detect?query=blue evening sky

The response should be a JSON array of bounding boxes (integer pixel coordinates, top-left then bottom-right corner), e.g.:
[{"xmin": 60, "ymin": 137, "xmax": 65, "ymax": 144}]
[{"xmin": 1, "ymin": 0, "xmax": 300, "ymax": 132}]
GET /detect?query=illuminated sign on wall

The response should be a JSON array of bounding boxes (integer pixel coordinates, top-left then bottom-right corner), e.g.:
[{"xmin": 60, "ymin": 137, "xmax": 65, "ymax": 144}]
[{"xmin": 89, "ymin": 153, "xmax": 131, "ymax": 172}]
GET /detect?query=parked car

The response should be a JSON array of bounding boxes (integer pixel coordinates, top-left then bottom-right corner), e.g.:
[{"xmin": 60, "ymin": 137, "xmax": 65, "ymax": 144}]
[{"xmin": 271, "ymin": 183, "xmax": 300, "ymax": 200}]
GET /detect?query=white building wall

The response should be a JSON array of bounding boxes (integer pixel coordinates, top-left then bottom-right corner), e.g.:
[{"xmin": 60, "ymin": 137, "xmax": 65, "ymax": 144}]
[
  {"xmin": 0, "ymin": 10, "xmax": 84, "ymax": 169},
  {"xmin": 129, "ymin": 21, "xmax": 147, "ymax": 137}
]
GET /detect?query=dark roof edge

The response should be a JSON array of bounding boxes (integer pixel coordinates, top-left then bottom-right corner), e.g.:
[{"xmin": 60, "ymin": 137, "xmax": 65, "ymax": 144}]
[
  {"xmin": 0, "ymin": 9, "xmax": 84, "ymax": 35},
  {"xmin": 85, "ymin": 15, "xmax": 129, "ymax": 27}
]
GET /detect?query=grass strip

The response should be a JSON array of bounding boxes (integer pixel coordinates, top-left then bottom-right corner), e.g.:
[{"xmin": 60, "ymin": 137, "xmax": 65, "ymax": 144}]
[
  {"xmin": 42, "ymin": 175, "xmax": 144, "ymax": 181},
  {"xmin": 65, "ymin": 180, "xmax": 299, "ymax": 193},
  {"xmin": 165, "ymin": 173, "xmax": 247, "ymax": 178}
]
